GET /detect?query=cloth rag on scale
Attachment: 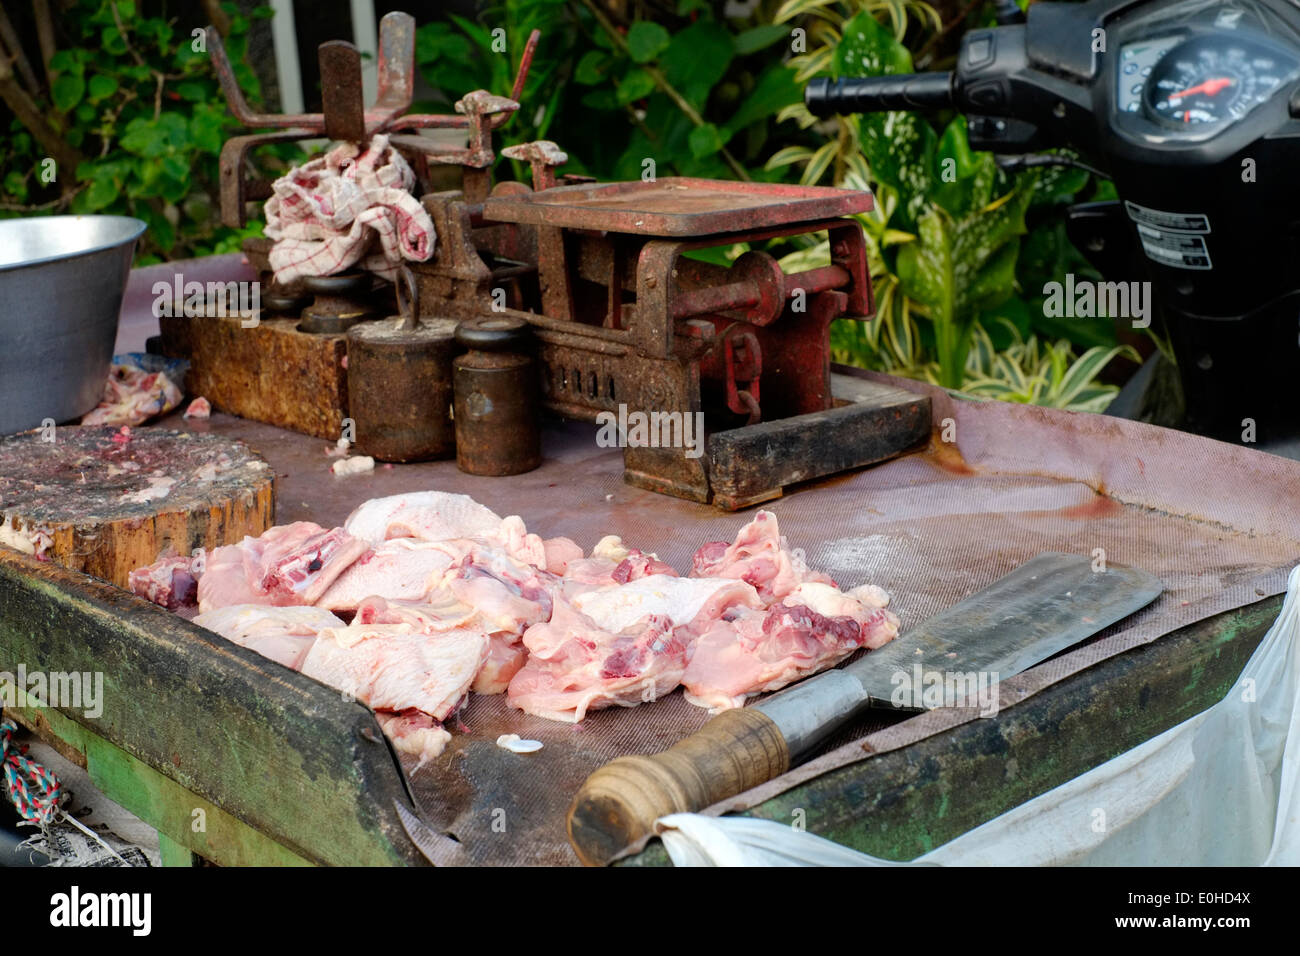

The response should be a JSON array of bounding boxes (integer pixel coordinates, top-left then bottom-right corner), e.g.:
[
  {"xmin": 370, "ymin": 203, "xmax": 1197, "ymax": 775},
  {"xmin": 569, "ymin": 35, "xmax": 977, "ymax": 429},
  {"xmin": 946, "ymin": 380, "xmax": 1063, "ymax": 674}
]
[{"xmin": 264, "ymin": 134, "xmax": 436, "ymax": 284}]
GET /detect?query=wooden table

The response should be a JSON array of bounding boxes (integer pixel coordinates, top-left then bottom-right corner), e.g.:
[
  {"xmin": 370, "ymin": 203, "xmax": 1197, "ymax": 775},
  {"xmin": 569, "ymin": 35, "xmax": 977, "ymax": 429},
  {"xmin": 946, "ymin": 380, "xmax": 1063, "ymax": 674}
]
[{"xmin": 1, "ymin": 389, "xmax": 1292, "ymax": 865}]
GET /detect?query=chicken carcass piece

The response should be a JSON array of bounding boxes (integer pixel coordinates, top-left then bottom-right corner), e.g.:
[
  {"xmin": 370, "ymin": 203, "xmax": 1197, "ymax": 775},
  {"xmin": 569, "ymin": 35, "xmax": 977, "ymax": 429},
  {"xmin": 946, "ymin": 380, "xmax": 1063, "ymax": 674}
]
[
  {"xmin": 197, "ymin": 522, "xmax": 369, "ymax": 613},
  {"xmin": 441, "ymin": 546, "xmax": 559, "ymax": 631},
  {"xmin": 376, "ymin": 710, "xmax": 453, "ymax": 770},
  {"xmin": 561, "ymin": 535, "xmax": 678, "ymax": 595},
  {"xmin": 353, "ymin": 593, "xmax": 478, "ymax": 630},
  {"xmin": 344, "ymin": 490, "xmax": 503, "ymax": 545},
  {"xmin": 192, "ymin": 604, "xmax": 344, "ymax": 671},
  {"xmin": 541, "ymin": 535, "xmax": 584, "ymax": 575},
  {"xmin": 468, "ymin": 513, "xmax": 583, "ymax": 575},
  {"xmin": 507, "ymin": 576, "xmax": 760, "ymax": 722},
  {"xmin": 353, "ymin": 593, "xmax": 527, "ymax": 696},
  {"xmin": 440, "ymin": 546, "xmax": 568, "ymax": 694},
  {"xmin": 302, "ymin": 621, "xmax": 488, "ymax": 728},
  {"xmin": 129, "ymin": 549, "xmax": 201, "ymax": 610},
  {"xmin": 315, "ymin": 538, "xmax": 463, "ymax": 613},
  {"xmin": 690, "ymin": 510, "xmax": 834, "ymax": 603},
  {"xmin": 682, "ymin": 581, "xmax": 901, "ymax": 711},
  {"xmin": 344, "ymin": 490, "xmax": 576, "ymax": 576},
  {"xmin": 508, "ymin": 600, "xmax": 687, "ymax": 723},
  {"xmin": 474, "ymin": 635, "xmax": 530, "ymax": 695},
  {"xmin": 570, "ymin": 574, "xmax": 761, "ymax": 639}
]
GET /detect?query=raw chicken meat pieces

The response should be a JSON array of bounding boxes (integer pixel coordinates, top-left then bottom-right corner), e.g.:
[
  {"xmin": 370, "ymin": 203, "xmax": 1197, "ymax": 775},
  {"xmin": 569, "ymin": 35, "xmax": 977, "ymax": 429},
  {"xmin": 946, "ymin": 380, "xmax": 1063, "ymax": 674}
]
[
  {"xmin": 196, "ymin": 521, "xmax": 369, "ymax": 612},
  {"xmin": 133, "ymin": 490, "xmax": 900, "ymax": 766},
  {"xmin": 344, "ymin": 491, "xmax": 503, "ymax": 544},
  {"xmin": 192, "ymin": 604, "xmax": 344, "ymax": 671},
  {"xmin": 301, "ymin": 622, "xmax": 488, "ymax": 725},
  {"xmin": 128, "ymin": 549, "xmax": 201, "ymax": 610},
  {"xmin": 689, "ymin": 509, "xmax": 835, "ymax": 600},
  {"xmin": 682, "ymin": 581, "xmax": 900, "ymax": 711},
  {"xmin": 315, "ymin": 538, "xmax": 460, "ymax": 612},
  {"xmin": 376, "ymin": 711, "xmax": 452, "ymax": 768},
  {"xmin": 507, "ymin": 601, "xmax": 687, "ymax": 723},
  {"xmin": 300, "ymin": 618, "xmax": 486, "ymax": 769},
  {"xmin": 509, "ymin": 575, "xmax": 762, "ymax": 721}
]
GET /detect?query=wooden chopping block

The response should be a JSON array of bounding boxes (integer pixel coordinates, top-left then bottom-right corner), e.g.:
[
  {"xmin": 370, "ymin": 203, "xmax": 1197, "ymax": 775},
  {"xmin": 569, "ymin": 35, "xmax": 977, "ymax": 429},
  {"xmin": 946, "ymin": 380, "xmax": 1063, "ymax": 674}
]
[{"xmin": 0, "ymin": 426, "xmax": 274, "ymax": 589}]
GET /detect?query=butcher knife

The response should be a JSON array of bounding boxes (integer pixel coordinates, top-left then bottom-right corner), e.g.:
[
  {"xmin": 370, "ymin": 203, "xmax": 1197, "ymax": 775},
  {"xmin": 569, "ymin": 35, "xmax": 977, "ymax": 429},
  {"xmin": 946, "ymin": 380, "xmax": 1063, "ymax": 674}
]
[
  {"xmin": 394, "ymin": 800, "xmax": 469, "ymax": 867},
  {"xmin": 566, "ymin": 551, "xmax": 1162, "ymax": 865}
]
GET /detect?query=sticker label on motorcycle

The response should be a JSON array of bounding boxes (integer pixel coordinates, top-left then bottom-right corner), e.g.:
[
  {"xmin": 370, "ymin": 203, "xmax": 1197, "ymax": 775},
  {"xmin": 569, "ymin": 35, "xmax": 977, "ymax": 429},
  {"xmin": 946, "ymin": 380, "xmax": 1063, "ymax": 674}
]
[
  {"xmin": 1133, "ymin": 224, "xmax": 1213, "ymax": 270},
  {"xmin": 1124, "ymin": 201, "xmax": 1211, "ymax": 234},
  {"xmin": 1125, "ymin": 201, "xmax": 1213, "ymax": 270}
]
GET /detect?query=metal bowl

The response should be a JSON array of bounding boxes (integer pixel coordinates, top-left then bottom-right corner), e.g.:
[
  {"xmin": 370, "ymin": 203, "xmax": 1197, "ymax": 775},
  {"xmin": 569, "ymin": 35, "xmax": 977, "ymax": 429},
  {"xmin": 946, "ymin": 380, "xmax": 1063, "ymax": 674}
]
[{"xmin": 0, "ymin": 215, "xmax": 147, "ymax": 435}]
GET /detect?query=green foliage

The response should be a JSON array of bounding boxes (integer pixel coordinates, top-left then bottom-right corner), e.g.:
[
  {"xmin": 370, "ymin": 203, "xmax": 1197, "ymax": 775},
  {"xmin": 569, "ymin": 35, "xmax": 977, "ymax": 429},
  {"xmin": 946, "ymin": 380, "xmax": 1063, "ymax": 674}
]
[
  {"xmin": 0, "ymin": 0, "xmax": 286, "ymax": 260},
  {"xmin": 769, "ymin": 0, "xmax": 1131, "ymax": 407},
  {"xmin": 413, "ymin": 0, "xmax": 803, "ymax": 183},
  {"xmin": 960, "ymin": 322, "xmax": 1140, "ymax": 412}
]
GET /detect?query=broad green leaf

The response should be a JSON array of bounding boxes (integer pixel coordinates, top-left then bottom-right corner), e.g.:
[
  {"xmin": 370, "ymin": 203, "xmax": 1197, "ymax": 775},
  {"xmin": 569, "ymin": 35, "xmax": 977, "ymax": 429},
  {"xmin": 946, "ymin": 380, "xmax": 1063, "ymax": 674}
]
[
  {"xmin": 627, "ymin": 21, "xmax": 671, "ymax": 63},
  {"xmin": 575, "ymin": 50, "xmax": 609, "ymax": 85},
  {"xmin": 895, "ymin": 209, "xmax": 951, "ymax": 309},
  {"xmin": 52, "ymin": 73, "xmax": 86, "ymax": 112},
  {"xmin": 721, "ymin": 65, "xmax": 801, "ymax": 140},
  {"xmin": 175, "ymin": 81, "xmax": 207, "ymax": 102},
  {"xmin": 735, "ymin": 24, "xmax": 791, "ymax": 56},
  {"xmin": 1030, "ymin": 157, "xmax": 1091, "ymax": 207},
  {"xmin": 688, "ymin": 123, "xmax": 723, "ymax": 159},
  {"xmin": 930, "ymin": 118, "xmax": 996, "ymax": 217},
  {"xmin": 660, "ymin": 21, "xmax": 733, "ymax": 111},
  {"xmin": 858, "ymin": 110, "xmax": 935, "ymax": 229},
  {"xmin": 189, "ymin": 107, "xmax": 225, "ymax": 154},
  {"xmin": 963, "ymin": 238, "xmax": 1020, "ymax": 317},
  {"xmin": 101, "ymin": 26, "xmax": 128, "ymax": 56},
  {"xmin": 616, "ymin": 68, "xmax": 656, "ymax": 105},
  {"xmin": 832, "ymin": 11, "xmax": 913, "ymax": 78},
  {"xmin": 87, "ymin": 74, "xmax": 119, "ymax": 102},
  {"xmin": 121, "ymin": 113, "xmax": 189, "ymax": 158},
  {"xmin": 49, "ymin": 50, "xmax": 80, "ymax": 74},
  {"xmin": 161, "ymin": 154, "xmax": 189, "ymax": 182}
]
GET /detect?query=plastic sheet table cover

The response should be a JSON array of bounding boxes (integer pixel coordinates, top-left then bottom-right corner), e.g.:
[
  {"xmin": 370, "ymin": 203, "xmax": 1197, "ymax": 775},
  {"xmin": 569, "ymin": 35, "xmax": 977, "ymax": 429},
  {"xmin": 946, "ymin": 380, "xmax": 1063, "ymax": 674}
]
[{"xmin": 177, "ymin": 371, "xmax": 1300, "ymax": 866}]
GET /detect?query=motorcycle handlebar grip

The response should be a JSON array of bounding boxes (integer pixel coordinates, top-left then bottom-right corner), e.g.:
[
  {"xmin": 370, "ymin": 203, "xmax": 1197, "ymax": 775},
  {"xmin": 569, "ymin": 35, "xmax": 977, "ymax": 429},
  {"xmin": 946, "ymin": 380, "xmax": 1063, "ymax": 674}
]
[{"xmin": 806, "ymin": 73, "xmax": 955, "ymax": 116}]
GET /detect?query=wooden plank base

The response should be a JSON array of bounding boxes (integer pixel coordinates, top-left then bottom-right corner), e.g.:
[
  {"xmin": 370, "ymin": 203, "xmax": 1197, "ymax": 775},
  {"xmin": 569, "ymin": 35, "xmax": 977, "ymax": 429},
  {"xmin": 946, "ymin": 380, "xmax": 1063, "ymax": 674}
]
[{"xmin": 159, "ymin": 313, "xmax": 349, "ymax": 440}]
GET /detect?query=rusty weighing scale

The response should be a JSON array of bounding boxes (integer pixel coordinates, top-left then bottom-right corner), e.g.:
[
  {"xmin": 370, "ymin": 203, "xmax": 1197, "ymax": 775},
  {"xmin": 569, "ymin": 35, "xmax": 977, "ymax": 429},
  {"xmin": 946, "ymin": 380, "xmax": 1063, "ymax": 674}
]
[{"xmin": 163, "ymin": 11, "xmax": 930, "ymax": 509}]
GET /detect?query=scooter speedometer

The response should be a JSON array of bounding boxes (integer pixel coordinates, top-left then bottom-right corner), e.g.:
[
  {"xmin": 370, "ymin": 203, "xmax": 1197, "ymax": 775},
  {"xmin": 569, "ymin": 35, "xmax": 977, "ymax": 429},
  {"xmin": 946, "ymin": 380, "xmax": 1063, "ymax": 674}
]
[{"xmin": 1143, "ymin": 33, "xmax": 1299, "ymax": 130}]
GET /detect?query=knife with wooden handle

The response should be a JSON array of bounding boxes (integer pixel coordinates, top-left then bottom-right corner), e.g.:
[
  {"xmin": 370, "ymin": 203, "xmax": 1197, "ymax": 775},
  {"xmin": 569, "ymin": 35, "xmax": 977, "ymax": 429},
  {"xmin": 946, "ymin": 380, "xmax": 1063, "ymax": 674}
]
[{"xmin": 567, "ymin": 552, "xmax": 1162, "ymax": 865}]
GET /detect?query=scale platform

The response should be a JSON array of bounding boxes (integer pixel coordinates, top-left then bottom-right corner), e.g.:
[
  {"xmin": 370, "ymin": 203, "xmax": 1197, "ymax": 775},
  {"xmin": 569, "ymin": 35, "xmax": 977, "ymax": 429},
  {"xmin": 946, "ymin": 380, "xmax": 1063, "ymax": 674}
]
[{"xmin": 482, "ymin": 177, "xmax": 874, "ymax": 236}]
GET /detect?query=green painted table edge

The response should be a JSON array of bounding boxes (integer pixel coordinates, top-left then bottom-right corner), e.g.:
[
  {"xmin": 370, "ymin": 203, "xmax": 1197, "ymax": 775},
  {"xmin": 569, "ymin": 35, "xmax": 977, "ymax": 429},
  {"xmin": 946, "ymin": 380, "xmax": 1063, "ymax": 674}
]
[{"xmin": 0, "ymin": 548, "xmax": 425, "ymax": 867}]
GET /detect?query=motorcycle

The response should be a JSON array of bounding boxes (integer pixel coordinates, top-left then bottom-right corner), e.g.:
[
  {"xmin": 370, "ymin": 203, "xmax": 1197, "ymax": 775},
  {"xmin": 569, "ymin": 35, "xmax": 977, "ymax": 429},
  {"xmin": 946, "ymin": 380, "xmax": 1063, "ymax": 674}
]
[{"xmin": 807, "ymin": 0, "xmax": 1300, "ymax": 455}]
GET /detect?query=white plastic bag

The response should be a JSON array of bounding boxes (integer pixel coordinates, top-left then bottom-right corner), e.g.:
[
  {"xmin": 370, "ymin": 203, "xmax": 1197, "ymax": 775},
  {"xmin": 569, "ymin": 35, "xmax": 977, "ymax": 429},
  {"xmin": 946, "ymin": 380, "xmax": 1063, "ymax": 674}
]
[{"xmin": 659, "ymin": 564, "xmax": 1300, "ymax": 867}]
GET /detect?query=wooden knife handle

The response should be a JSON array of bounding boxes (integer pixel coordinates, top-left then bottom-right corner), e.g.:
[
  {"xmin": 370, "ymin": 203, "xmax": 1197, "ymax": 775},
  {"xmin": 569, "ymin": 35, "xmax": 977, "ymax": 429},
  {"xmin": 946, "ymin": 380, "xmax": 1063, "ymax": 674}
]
[{"xmin": 566, "ymin": 707, "xmax": 790, "ymax": 866}]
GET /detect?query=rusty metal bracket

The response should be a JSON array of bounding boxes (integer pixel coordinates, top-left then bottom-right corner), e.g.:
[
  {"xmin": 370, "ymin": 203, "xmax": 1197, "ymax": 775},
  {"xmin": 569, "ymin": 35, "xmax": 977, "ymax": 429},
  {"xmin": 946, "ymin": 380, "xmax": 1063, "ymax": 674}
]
[
  {"xmin": 209, "ymin": 13, "xmax": 542, "ymax": 225},
  {"xmin": 723, "ymin": 325, "xmax": 762, "ymax": 423}
]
